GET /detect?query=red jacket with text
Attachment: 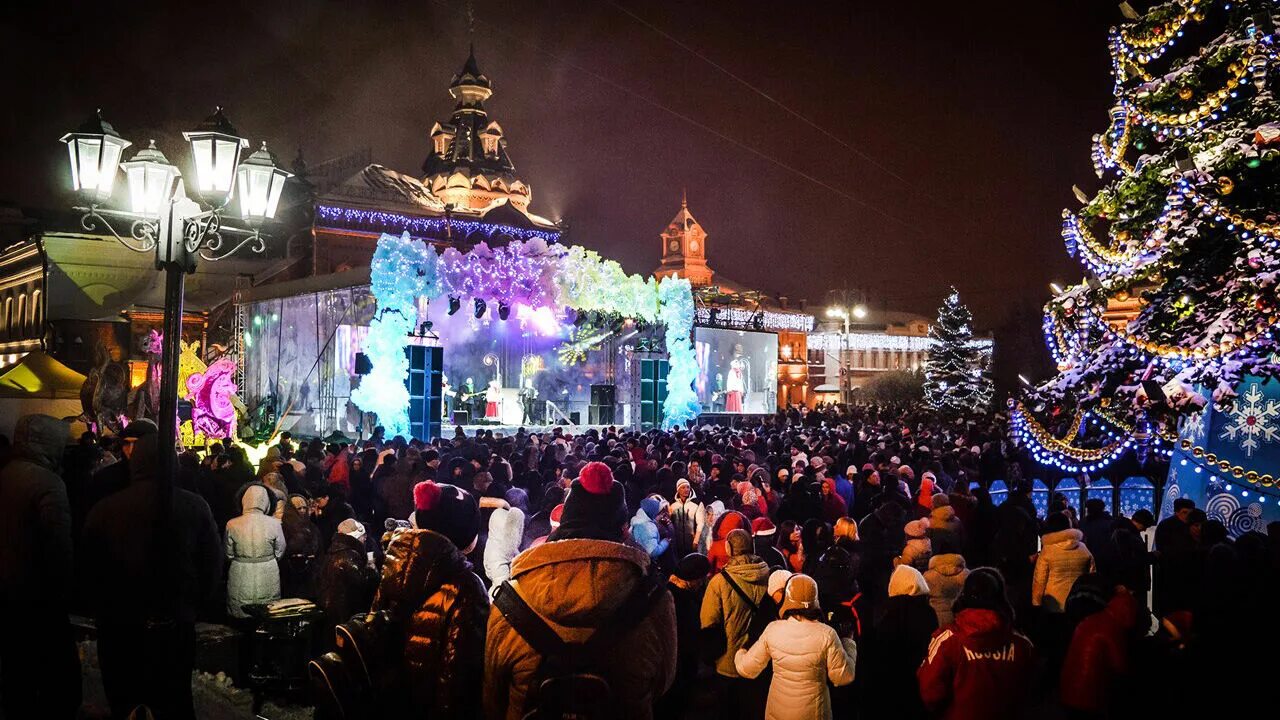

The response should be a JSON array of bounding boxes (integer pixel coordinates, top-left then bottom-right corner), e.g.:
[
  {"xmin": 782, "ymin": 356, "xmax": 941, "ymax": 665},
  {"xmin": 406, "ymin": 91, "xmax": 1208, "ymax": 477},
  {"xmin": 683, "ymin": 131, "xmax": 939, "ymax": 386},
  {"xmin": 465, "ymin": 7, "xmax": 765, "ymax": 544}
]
[{"xmin": 917, "ymin": 608, "xmax": 1035, "ymax": 720}]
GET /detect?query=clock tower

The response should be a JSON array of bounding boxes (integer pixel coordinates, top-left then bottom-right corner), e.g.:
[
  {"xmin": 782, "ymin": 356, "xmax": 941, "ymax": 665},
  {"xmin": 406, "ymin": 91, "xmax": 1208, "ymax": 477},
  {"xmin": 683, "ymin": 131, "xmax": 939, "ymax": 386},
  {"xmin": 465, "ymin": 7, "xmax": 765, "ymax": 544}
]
[{"xmin": 655, "ymin": 190, "xmax": 714, "ymax": 286}]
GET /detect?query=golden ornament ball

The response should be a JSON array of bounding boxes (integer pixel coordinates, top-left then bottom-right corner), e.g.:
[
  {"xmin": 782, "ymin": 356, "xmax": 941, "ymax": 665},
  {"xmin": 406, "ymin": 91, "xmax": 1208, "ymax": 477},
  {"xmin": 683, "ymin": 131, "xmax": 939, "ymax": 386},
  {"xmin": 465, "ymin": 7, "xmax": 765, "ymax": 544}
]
[
  {"xmin": 1193, "ymin": 11, "xmax": 1206, "ymax": 22},
  {"xmin": 1115, "ymin": 229, "xmax": 1130, "ymax": 242},
  {"xmin": 1218, "ymin": 176, "xmax": 1235, "ymax": 195},
  {"xmin": 1178, "ymin": 87, "xmax": 1194, "ymax": 100},
  {"xmin": 1206, "ymin": 453, "xmax": 1218, "ymax": 464},
  {"xmin": 1232, "ymin": 465, "xmax": 1245, "ymax": 478}
]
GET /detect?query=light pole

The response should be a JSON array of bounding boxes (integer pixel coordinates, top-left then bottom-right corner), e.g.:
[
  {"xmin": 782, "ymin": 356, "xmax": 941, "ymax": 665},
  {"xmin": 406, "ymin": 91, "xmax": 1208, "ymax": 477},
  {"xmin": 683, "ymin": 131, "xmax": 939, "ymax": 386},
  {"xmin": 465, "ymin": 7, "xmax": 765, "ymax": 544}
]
[
  {"xmin": 61, "ymin": 107, "xmax": 292, "ymax": 482},
  {"xmin": 825, "ymin": 303, "xmax": 867, "ymax": 404}
]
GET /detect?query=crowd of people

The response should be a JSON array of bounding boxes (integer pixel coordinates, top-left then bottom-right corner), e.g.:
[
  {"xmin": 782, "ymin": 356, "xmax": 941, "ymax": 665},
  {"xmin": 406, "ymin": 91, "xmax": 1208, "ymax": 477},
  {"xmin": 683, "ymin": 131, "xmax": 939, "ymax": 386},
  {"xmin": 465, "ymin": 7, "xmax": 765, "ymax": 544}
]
[{"xmin": 0, "ymin": 402, "xmax": 1277, "ymax": 719}]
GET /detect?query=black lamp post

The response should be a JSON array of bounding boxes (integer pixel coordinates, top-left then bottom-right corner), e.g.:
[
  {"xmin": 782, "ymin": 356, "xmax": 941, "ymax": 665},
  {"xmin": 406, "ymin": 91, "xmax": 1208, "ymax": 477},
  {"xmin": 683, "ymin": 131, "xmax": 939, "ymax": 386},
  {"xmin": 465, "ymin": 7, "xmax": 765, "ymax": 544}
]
[{"xmin": 61, "ymin": 107, "xmax": 291, "ymax": 482}]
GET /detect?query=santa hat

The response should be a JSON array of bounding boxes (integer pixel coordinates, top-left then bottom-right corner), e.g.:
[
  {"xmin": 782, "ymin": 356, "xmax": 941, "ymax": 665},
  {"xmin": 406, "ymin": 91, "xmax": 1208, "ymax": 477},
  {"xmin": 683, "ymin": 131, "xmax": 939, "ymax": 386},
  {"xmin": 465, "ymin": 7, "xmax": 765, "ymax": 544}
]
[
  {"xmin": 549, "ymin": 503, "xmax": 564, "ymax": 529},
  {"xmin": 412, "ymin": 481, "xmax": 480, "ymax": 551},
  {"xmin": 751, "ymin": 517, "xmax": 776, "ymax": 537},
  {"xmin": 550, "ymin": 461, "xmax": 628, "ymax": 542}
]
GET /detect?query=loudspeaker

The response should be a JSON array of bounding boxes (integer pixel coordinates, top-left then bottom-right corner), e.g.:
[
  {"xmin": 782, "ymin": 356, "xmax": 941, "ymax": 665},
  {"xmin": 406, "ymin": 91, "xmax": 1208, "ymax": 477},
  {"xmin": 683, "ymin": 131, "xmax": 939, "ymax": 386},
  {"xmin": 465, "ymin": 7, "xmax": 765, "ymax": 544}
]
[
  {"xmin": 590, "ymin": 384, "xmax": 616, "ymax": 406},
  {"xmin": 569, "ymin": 411, "xmax": 581, "ymax": 425},
  {"xmin": 589, "ymin": 405, "xmax": 615, "ymax": 425},
  {"xmin": 404, "ymin": 345, "xmax": 443, "ymax": 442},
  {"xmin": 451, "ymin": 410, "xmax": 470, "ymax": 425},
  {"xmin": 354, "ymin": 352, "xmax": 372, "ymax": 375}
]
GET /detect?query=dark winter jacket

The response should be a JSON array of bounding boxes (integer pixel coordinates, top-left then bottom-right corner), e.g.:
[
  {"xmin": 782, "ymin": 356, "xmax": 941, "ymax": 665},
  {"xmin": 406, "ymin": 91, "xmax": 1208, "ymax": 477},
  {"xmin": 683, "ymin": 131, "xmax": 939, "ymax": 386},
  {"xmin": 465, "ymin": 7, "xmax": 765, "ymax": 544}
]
[
  {"xmin": 1060, "ymin": 588, "xmax": 1139, "ymax": 714},
  {"xmin": 1108, "ymin": 519, "xmax": 1152, "ymax": 593},
  {"xmin": 82, "ymin": 435, "xmax": 223, "ymax": 625},
  {"xmin": 0, "ymin": 415, "xmax": 73, "ymax": 615},
  {"xmin": 917, "ymin": 608, "xmax": 1035, "ymax": 720},
  {"xmin": 314, "ymin": 531, "xmax": 378, "ymax": 632},
  {"xmin": 863, "ymin": 594, "xmax": 937, "ymax": 720}
]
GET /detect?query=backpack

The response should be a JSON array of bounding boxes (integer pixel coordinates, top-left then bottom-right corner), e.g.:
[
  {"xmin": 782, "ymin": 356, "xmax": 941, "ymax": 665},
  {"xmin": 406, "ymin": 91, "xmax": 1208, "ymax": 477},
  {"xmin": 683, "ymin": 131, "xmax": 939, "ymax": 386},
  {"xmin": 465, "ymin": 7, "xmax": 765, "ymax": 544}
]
[{"xmin": 493, "ymin": 576, "xmax": 666, "ymax": 720}]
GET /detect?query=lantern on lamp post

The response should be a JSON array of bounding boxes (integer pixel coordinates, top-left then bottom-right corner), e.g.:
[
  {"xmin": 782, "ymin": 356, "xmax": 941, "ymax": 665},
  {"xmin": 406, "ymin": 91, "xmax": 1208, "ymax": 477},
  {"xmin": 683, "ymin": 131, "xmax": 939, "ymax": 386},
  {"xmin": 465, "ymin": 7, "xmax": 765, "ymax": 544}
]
[
  {"xmin": 61, "ymin": 106, "xmax": 293, "ymax": 488},
  {"xmin": 60, "ymin": 110, "xmax": 131, "ymax": 205}
]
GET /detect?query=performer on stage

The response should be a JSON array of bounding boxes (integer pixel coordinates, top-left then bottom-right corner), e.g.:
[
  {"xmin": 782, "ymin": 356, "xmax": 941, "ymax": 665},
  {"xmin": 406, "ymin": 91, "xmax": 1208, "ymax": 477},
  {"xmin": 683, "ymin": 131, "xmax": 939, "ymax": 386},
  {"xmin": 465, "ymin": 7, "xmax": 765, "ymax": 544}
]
[
  {"xmin": 725, "ymin": 344, "xmax": 749, "ymax": 413},
  {"xmin": 485, "ymin": 378, "xmax": 502, "ymax": 420},
  {"xmin": 442, "ymin": 373, "xmax": 454, "ymax": 420},
  {"xmin": 463, "ymin": 377, "xmax": 480, "ymax": 420},
  {"xmin": 519, "ymin": 377, "xmax": 539, "ymax": 424}
]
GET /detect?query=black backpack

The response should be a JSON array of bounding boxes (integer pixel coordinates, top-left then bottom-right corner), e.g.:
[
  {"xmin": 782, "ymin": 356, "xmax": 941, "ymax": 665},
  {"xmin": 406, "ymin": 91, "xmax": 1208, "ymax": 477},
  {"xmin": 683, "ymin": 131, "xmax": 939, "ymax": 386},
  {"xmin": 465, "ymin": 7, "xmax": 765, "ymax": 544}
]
[{"xmin": 493, "ymin": 576, "xmax": 666, "ymax": 720}]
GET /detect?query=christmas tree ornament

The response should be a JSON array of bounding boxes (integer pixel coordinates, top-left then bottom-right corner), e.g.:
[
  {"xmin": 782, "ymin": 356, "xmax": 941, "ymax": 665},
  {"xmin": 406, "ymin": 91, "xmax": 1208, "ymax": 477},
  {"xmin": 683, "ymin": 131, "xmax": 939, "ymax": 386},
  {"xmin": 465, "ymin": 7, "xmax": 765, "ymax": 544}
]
[
  {"xmin": 1178, "ymin": 86, "xmax": 1194, "ymax": 100},
  {"xmin": 1218, "ymin": 176, "xmax": 1235, "ymax": 194}
]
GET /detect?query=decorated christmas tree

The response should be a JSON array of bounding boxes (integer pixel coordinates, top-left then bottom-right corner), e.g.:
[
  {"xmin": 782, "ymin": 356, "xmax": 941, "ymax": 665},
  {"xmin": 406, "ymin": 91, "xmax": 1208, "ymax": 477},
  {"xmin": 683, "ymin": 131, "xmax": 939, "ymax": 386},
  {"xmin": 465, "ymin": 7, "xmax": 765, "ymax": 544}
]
[
  {"xmin": 923, "ymin": 288, "xmax": 993, "ymax": 415},
  {"xmin": 1016, "ymin": 1, "xmax": 1280, "ymax": 530}
]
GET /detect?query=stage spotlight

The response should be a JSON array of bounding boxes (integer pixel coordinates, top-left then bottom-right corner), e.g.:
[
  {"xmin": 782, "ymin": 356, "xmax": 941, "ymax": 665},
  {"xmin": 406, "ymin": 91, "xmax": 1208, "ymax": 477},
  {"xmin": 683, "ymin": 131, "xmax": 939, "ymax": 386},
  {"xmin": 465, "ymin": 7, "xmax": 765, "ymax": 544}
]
[
  {"xmin": 448, "ymin": 297, "xmax": 461, "ymax": 315},
  {"xmin": 474, "ymin": 298, "xmax": 487, "ymax": 318},
  {"xmin": 498, "ymin": 303, "xmax": 511, "ymax": 321}
]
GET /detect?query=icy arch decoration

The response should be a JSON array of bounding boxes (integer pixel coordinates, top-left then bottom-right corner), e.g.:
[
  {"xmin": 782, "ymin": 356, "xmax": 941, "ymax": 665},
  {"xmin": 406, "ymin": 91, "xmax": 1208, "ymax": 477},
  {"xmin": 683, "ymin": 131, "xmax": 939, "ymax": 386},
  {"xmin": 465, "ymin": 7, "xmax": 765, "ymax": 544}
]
[{"xmin": 351, "ymin": 232, "xmax": 700, "ymax": 435}]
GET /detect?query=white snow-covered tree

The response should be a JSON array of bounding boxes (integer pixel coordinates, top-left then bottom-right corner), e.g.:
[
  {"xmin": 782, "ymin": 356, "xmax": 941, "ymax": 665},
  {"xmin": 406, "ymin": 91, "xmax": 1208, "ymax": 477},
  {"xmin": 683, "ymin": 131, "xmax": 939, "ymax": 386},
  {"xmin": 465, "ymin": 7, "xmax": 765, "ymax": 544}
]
[{"xmin": 923, "ymin": 288, "xmax": 993, "ymax": 415}]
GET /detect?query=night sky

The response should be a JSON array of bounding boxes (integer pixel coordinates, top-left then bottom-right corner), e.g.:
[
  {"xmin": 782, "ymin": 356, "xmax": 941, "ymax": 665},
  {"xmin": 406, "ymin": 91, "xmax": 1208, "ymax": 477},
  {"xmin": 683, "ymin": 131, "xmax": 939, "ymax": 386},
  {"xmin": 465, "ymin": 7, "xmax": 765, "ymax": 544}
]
[{"xmin": 1, "ymin": 0, "xmax": 1124, "ymax": 330}]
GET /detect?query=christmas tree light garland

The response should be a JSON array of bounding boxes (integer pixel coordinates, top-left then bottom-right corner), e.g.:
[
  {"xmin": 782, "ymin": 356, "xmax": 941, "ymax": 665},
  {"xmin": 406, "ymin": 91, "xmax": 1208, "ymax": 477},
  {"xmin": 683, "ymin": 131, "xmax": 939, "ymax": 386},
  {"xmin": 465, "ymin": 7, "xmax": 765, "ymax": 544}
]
[{"xmin": 352, "ymin": 232, "xmax": 700, "ymax": 435}]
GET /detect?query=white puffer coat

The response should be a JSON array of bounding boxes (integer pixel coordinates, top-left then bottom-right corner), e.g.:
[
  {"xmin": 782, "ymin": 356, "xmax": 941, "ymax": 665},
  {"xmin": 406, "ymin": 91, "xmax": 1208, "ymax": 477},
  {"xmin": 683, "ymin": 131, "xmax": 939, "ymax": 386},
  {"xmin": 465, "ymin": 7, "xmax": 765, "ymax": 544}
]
[
  {"xmin": 734, "ymin": 616, "xmax": 857, "ymax": 720},
  {"xmin": 483, "ymin": 506, "xmax": 525, "ymax": 594},
  {"xmin": 225, "ymin": 484, "xmax": 286, "ymax": 618},
  {"xmin": 1033, "ymin": 528, "xmax": 1095, "ymax": 613}
]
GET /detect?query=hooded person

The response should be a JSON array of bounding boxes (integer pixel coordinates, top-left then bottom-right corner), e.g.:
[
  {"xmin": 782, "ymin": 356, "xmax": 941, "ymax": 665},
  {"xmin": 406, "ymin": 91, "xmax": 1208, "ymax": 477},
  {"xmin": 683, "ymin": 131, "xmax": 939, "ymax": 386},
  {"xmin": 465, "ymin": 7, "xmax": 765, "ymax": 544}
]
[
  {"xmin": 923, "ymin": 553, "xmax": 970, "ymax": 628},
  {"xmin": 917, "ymin": 568, "xmax": 1035, "ymax": 720},
  {"xmin": 0, "ymin": 415, "xmax": 80, "ymax": 718},
  {"xmin": 820, "ymin": 477, "xmax": 848, "ymax": 523},
  {"xmin": 701, "ymin": 528, "xmax": 771, "ymax": 720},
  {"xmin": 314, "ymin": 517, "xmax": 379, "ymax": 641},
  {"xmin": 483, "ymin": 506, "xmax": 526, "ymax": 595},
  {"xmin": 916, "ymin": 473, "xmax": 938, "ymax": 517},
  {"xmin": 632, "ymin": 495, "xmax": 671, "ymax": 559},
  {"xmin": 698, "ymin": 500, "xmax": 727, "ymax": 555},
  {"xmin": 658, "ymin": 552, "xmax": 714, "ymax": 719},
  {"xmin": 707, "ymin": 509, "xmax": 753, "ymax": 572},
  {"xmin": 733, "ymin": 574, "xmax": 857, "ymax": 720},
  {"xmin": 483, "ymin": 461, "xmax": 677, "ymax": 720},
  {"xmin": 280, "ymin": 493, "xmax": 322, "ymax": 598},
  {"xmin": 314, "ymin": 480, "xmax": 490, "ymax": 718},
  {"xmin": 224, "ymin": 483, "xmax": 287, "ymax": 618},
  {"xmin": 864, "ymin": 565, "xmax": 938, "ymax": 720},
  {"xmin": 928, "ymin": 494, "xmax": 965, "ymax": 555}
]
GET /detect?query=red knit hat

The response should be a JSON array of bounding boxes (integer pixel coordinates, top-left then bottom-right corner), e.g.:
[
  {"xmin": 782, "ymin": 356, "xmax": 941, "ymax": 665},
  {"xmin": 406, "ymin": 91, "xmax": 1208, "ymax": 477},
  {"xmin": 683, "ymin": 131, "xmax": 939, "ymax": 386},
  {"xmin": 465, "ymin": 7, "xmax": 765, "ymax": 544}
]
[
  {"xmin": 751, "ymin": 517, "xmax": 776, "ymax": 537},
  {"xmin": 578, "ymin": 461, "xmax": 614, "ymax": 494}
]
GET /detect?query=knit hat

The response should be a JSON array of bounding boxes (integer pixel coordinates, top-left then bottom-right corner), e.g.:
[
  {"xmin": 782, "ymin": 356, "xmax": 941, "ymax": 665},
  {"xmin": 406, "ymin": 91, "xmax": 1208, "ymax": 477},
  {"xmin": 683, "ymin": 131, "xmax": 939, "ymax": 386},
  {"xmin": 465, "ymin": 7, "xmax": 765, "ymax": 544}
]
[
  {"xmin": 726, "ymin": 528, "xmax": 752, "ymax": 557},
  {"xmin": 779, "ymin": 574, "xmax": 820, "ymax": 616},
  {"xmin": 904, "ymin": 518, "xmax": 929, "ymax": 539},
  {"xmin": 953, "ymin": 567, "xmax": 1014, "ymax": 621},
  {"xmin": 768, "ymin": 569, "xmax": 793, "ymax": 597},
  {"xmin": 675, "ymin": 553, "xmax": 712, "ymax": 582},
  {"xmin": 751, "ymin": 517, "xmax": 776, "ymax": 537},
  {"xmin": 412, "ymin": 481, "xmax": 480, "ymax": 551},
  {"xmin": 931, "ymin": 493, "xmax": 951, "ymax": 509},
  {"xmin": 675, "ymin": 478, "xmax": 692, "ymax": 495},
  {"xmin": 551, "ymin": 461, "xmax": 628, "ymax": 541},
  {"xmin": 888, "ymin": 564, "xmax": 930, "ymax": 597}
]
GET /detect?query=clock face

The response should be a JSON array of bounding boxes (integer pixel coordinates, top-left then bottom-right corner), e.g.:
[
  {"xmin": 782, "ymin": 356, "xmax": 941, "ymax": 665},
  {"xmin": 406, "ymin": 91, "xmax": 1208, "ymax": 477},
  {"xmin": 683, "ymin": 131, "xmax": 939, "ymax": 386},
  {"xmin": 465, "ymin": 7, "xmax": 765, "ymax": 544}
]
[
  {"xmin": 669, "ymin": 240, "xmax": 680, "ymax": 252},
  {"xmin": 690, "ymin": 241, "xmax": 699, "ymax": 252}
]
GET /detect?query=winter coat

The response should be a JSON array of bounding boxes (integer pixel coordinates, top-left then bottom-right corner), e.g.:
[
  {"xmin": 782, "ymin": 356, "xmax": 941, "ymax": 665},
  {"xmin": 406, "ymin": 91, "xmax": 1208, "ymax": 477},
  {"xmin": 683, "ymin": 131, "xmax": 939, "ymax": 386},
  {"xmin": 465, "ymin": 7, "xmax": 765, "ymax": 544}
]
[
  {"xmin": 928, "ymin": 505, "xmax": 964, "ymax": 555},
  {"xmin": 917, "ymin": 609, "xmax": 1035, "ymax": 720},
  {"xmin": 1032, "ymin": 529, "xmax": 1095, "ymax": 613},
  {"xmin": 701, "ymin": 554, "xmax": 771, "ymax": 676},
  {"xmin": 1060, "ymin": 588, "xmax": 1140, "ymax": 714},
  {"xmin": 896, "ymin": 519, "xmax": 932, "ymax": 572},
  {"xmin": 225, "ymin": 484, "xmax": 286, "ymax": 617},
  {"xmin": 669, "ymin": 495, "xmax": 705, "ymax": 557},
  {"xmin": 314, "ymin": 531, "xmax": 378, "ymax": 631},
  {"xmin": 923, "ymin": 554, "xmax": 969, "ymax": 628},
  {"xmin": 484, "ymin": 539, "xmax": 676, "ymax": 720},
  {"xmin": 864, "ymin": 594, "xmax": 937, "ymax": 720},
  {"xmin": 631, "ymin": 507, "xmax": 670, "ymax": 559},
  {"xmin": 483, "ymin": 507, "xmax": 526, "ymax": 593},
  {"xmin": 707, "ymin": 511, "xmax": 751, "ymax": 572},
  {"xmin": 1109, "ymin": 520, "xmax": 1152, "ymax": 593},
  {"xmin": 82, "ymin": 435, "xmax": 222, "ymax": 625},
  {"xmin": 0, "ymin": 416, "xmax": 73, "ymax": 615},
  {"xmin": 734, "ymin": 617, "xmax": 856, "ymax": 720},
  {"xmin": 329, "ymin": 528, "xmax": 489, "ymax": 719}
]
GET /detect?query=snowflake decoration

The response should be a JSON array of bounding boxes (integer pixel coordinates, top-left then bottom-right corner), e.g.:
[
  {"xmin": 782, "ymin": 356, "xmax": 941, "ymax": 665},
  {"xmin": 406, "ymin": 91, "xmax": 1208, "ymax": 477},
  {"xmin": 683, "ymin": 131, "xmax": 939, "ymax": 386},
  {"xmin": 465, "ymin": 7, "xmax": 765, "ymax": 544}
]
[
  {"xmin": 1218, "ymin": 382, "xmax": 1280, "ymax": 458},
  {"xmin": 1183, "ymin": 407, "xmax": 1208, "ymax": 442}
]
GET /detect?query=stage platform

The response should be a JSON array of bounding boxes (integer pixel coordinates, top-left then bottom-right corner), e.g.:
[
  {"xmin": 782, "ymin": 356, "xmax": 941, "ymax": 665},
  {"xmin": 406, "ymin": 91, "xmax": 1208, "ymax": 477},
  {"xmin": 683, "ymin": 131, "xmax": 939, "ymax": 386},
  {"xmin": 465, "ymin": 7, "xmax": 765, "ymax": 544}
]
[
  {"xmin": 446, "ymin": 422, "xmax": 619, "ymax": 438},
  {"xmin": 696, "ymin": 412, "xmax": 775, "ymax": 427}
]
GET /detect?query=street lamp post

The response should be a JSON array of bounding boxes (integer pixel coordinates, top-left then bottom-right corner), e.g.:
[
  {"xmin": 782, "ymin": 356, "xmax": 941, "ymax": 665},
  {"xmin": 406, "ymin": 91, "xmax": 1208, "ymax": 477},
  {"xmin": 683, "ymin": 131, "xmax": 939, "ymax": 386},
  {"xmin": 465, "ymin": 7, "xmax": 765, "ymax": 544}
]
[
  {"xmin": 825, "ymin": 303, "xmax": 867, "ymax": 405},
  {"xmin": 61, "ymin": 108, "xmax": 291, "ymax": 483}
]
